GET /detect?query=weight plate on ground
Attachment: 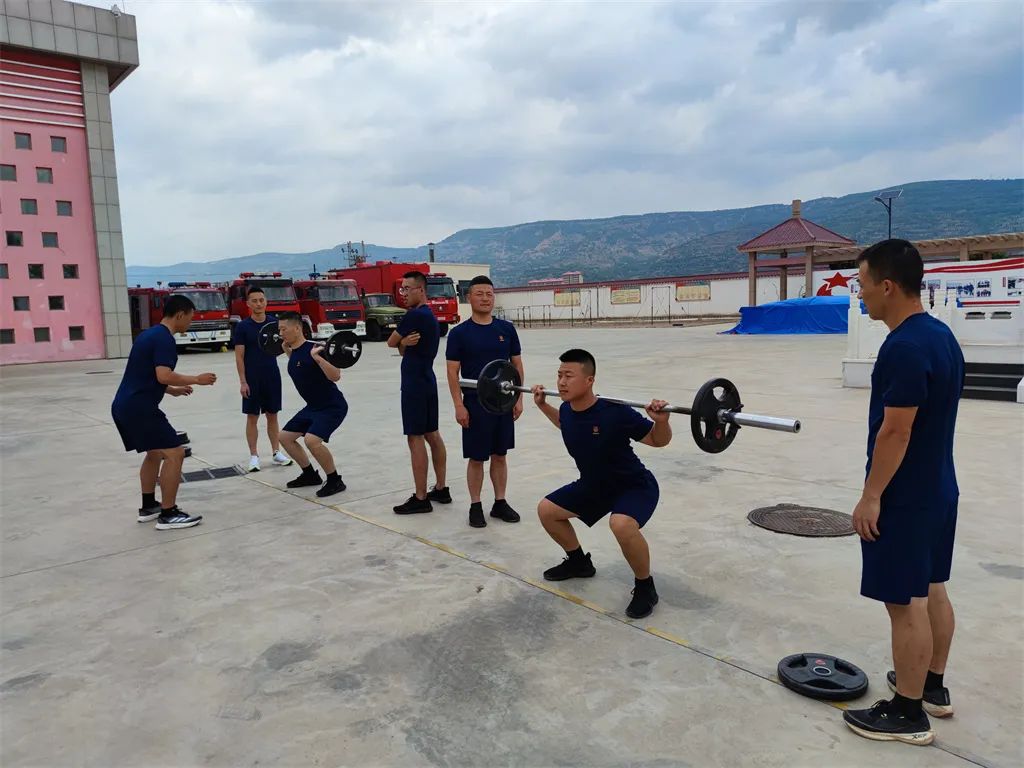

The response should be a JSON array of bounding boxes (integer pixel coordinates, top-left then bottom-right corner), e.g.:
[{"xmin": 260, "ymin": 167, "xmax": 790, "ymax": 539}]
[
  {"xmin": 323, "ymin": 330, "xmax": 362, "ymax": 369},
  {"xmin": 258, "ymin": 322, "xmax": 284, "ymax": 357},
  {"xmin": 777, "ymin": 653, "xmax": 868, "ymax": 701},
  {"xmin": 690, "ymin": 377, "xmax": 741, "ymax": 453},
  {"xmin": 476, "ymin": 359, "xmax": 521, "ymax": 415}
]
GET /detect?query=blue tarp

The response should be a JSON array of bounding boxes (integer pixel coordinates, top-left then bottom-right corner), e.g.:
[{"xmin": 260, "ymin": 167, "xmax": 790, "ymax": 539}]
[{"xmin": 724, "ymin": 295, "xmax": 850, "ymax": 335}]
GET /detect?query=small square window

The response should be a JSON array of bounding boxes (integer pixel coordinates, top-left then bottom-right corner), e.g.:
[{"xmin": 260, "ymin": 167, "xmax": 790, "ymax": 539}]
[
  {"xmin": 36, "ymin": 167, "xmax": 53, "ymax": 184},
  {"xmin": 6, "ymin": 231, "xmax": 23, "ymax": 247},
  {"xmin": 34, "ymin": 327, "xmax": 51, "ymax": 343},
  {"xmin": 56, "ymin": 200, "xmax": 73, "ymax": 216},
  {"xmin": 0, "ymin": 329, "xmax": 13, "ymax": 344},
  {"xmin": 15, "ymin": 133, "xmax": 32, "ymax": 150},
  {"xmin": 28, "ymin": 264, "xmax": 44, "ymax": 279},
  {"xmin": 0, "ymin": 264, "xmax": 8, "ymax": 279},
  {"xmin": 69, "ymin": 325, "xmax": 85, "ymax": 341},
  {"xmin": 42, "ymin": 232, "xmax": 59, "ymax": 248},
  {"xmin": 49, "ymin": 296, "xmax": 65, "ymax": 310},
  {"xmin": 63, "ymin": 264, "xmax": 79, "ymax": 279},
  {"xmin": 1, "ymin": 165, "xmax": 16, "ymax": 181},
  {"xmin": 13, "ymin": 296, "xmax": 30, "ymax": 311},
  {"xmin": 51, "ymin": 136, "xmax": 67, "ymax": 153},
  {"xmin": 21, "ymin": 199, "xmax": 38, "ymax": 215}
]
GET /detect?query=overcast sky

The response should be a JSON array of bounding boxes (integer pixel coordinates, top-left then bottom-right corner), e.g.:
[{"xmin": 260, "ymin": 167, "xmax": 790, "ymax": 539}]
[{"xmin": 86, "ymin": 0, "xmax": 1023, "ymax": 266}]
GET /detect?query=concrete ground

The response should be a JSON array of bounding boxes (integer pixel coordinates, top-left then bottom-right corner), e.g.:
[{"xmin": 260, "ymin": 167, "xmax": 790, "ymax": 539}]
[{"xmin": 1, "ymin": 325, "xmax": 1021, "ymax": 768}]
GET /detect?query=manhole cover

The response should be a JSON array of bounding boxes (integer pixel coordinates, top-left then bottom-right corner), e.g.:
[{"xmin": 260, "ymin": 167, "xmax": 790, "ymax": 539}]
[
  {"xmin": 748, "ymin": 504, "xmax": 854, "ymax": 537},
  {"xmin": 181, "ymin": 467, "xmax": 244, "ymax": 483}
]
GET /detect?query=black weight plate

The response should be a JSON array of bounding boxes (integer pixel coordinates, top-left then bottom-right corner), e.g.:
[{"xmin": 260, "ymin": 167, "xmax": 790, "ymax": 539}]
[
  {"xmin": 777, "ymin": 653, "xmax": 868, "ymax": 701},
  {"xmin": 476, "ymin": 359, "xmax": 520, "ymax": 415},
  {"xmin": 258, "ymin": 322, "xmax": 284, "ymax": 357},
  {"xmin": 323, "ymin": 330, "xmax": 362, "ymax": 369},
  {"xmin": 690, "ymin": 377, "xmax": 741, "ymax": 454}
]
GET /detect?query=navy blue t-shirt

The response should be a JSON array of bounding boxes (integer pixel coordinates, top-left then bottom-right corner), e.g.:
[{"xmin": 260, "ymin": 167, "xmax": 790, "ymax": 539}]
[
  {"xmin": 288, "ymin": 341, "xmax": 346, "ymax": 409},
  {"xmin": 113, "ymin": 324, "xmax": 177, "ymax": 410},
  {"xmin": 446, "ymin": 318, "xmax": 522, "ymax": 396},
  {"xmin": 396, "ymin": 304, "xmax": 440, "ymax": 389},
  {"xmin": 233, "ymin": 315, "xmax": 280, "ymax": 381},
  {"xmin": 560, "ymin": 399, "xmax": 655, "ymax": 490},
  {"xmin": 867, "ymin": 313, "xmax": 964, "ymax": 506}
]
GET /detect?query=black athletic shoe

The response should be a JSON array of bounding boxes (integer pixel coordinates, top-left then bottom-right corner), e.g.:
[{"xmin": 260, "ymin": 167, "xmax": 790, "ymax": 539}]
[
  {"xmin": 468, "ymin": 503, "xmax": 486, "ymax": 528},
  {"xmin": 287, "ymin": 467, "xmax": 323, "ymax": 488},
  {"xmin": 393, "ymin": 495, "xmax": 433, "ymax": 514},
  {"xmin": 489, "ymin": 499, "xmax": 520, "ymax": 523},
  {"xmin": 427, "ymin": 486, "xmax": 452, "ymax": 504},
  {"xmin": 138, "ymin": 504, "xmax": 161, "ymax": 523},
  {"xmin": 843, "ymin": 699, "xmax": 934, "ymax": 745},
  {"xmin": 316, "ymin": 475, "xmax": 346, "ymax": 498},
  {"xmin": 543, "ymin": 552, "xmax": 597, "ymax": 581},
  {"xmin": 887, "ymin": 671, "xmax": 954, "ymax": 718},
  {"xmin": 625, "ymin": 580, "xmax": 659, "ymax": 619},
  {"xmin": 154, "ymin": 506, "xmax": 203, "ymax": 530}
]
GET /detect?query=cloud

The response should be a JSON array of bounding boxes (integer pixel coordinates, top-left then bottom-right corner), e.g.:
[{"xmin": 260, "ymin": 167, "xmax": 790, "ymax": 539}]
[{"xmin": 73, "ymin": 0, "xmax": 1022, "ymax": 265}]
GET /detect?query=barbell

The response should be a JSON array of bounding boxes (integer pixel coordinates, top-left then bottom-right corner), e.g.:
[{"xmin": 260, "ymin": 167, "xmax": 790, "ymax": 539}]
[
  {"xmin": 458, "ymin": 359, "xmax": 801, "ymax": 454},
  {"xmin": 257, "ymin": 322, "xmax": 363, "ymax": 369}
]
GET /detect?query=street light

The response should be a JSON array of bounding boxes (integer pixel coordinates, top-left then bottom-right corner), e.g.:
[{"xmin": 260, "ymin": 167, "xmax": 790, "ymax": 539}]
[{"xmin": 874, "ymin": 189, "xmax": 903, "ymax": 239}]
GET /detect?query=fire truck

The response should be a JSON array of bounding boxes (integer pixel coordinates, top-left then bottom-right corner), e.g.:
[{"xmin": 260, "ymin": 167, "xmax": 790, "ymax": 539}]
[
  {"xmin": 223, "ymin": 271, "xmax": 336, "ymax": 343},
  {"xmin": 128, "ymin": 282, "xmax": 231, "ymax": 351},
  {"xmin": 327, "ymin": 261, "xmax": 460, "ymax": 336},
  {"xmin": 293, "ymin": 273, "xmax": 367, "ymax": 337}
]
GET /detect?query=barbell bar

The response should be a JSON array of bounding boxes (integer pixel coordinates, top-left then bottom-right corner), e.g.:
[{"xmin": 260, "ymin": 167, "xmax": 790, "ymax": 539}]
[
  {"xmin": 258, "ymin": 322, "xmax": 363, "ymax": 369},
  {"xmin": 459, "ymin": 359, "xmax": 801, "ymax": 454}
]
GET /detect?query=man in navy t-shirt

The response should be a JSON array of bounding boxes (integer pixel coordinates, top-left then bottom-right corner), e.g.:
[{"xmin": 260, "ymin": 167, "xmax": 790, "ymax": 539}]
[
  {"xmin": 532, "ymin": 349, "xmax": 672, "ymax": 619},
  {"xmin": 111, "ymin": 294, "xmax": 217, "ymax": 530},
  {"xmin": 387, "ymin": 271, "xmax": 450, "ymax": 515},
  {"xmin": 232, "ymin": 286, "xmax": 292, "ymax": 472},
  {"xmin": 276, "ymin": 312, "xmax": 348, "ymax": 498},
  {"xmin": 445, "ymin": 275, "xmax": 524, "ymax": 528},
  {"xmin": 842, "ymin": 240, "xmax": 965, "ymax": 747}
]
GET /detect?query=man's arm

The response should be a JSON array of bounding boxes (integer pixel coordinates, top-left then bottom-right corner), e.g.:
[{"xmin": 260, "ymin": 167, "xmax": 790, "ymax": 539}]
[
  {"xmin": 531, "ymin": 386, "xmax": 560, "ymax": 429},
  {"xmin": 234, "ymin": 344, "xmax": 249, "ymax": 396},
  {"xmin": 156, "ymin": 367, "xmax": 213, "ymax": 386},
  {"xmin": 864, "ymin": 406, "xmax": 917, "ymax": 498},
  {"xmin": 446, "ymin": 360, "xmax": 464, "ymax": 408},
  {"xmin": 387, "ymin": 330, "xmax": 402, "ymax": 349},
  {"xmin": 510, "ymin": 354, "xmax": 525, "ymax": 420},
  {"xmin": 311, "ymin": 346, "xmax": 342, "ymax": 382}
]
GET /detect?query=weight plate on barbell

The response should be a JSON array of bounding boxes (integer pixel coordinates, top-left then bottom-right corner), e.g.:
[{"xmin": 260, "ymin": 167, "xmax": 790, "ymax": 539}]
[
  {"xmin": 476, "ymin": 359, "xmax": 521, "ymax": 415},
  {"xmin": 258, "ymin": 321, "xmax": 284, "ymax": 357},
  {"xmin": 323, "ymin": 330, "xmax": 362, "ymax": 369},
  {"xmin": 690, "ymin": 378, "xmax": 741, "ymax": 454}
]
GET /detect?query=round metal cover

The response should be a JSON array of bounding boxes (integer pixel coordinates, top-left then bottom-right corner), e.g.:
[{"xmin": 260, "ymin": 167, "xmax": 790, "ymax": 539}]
[{"xmin": 748, "ymin": 504, "xmax": 854, "ymax": 537}]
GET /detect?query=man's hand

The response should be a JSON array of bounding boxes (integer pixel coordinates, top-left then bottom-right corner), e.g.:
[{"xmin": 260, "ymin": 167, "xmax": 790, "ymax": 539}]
[
  {"xmin": 852, "ymin": 494, "xmax": 881, "ymax": 542},
  {"xmin": 169, "ymin": 385, "xmax": 194, "ymax": 397},
  {"xmin": 196, "ymin": 372, "xmax": 217, "ymax": 386},
  {"xmin": 645, "ymin": 399, "xmax": 670, "ymax": 423},
  {"xmin": 240, "ymin": 381, "xmax": 250, "ymax": 398},
  {"xmin": 455, "ymin": 404, "xmax": 470, "ymax": 428},
  {"xmin": 531, "ymin": 384, "xmax": 547, "ymax": 407},
  {"xmin": 311, "ymin": 344, "xmax": 323, "ymax": 359},
  {"xmin": 402, "ymin": 331, "xmax": 421, "ymax": 348},
  {"xmin": 513, "ymin": 398, "xmax": 524, "ymax": 421}
]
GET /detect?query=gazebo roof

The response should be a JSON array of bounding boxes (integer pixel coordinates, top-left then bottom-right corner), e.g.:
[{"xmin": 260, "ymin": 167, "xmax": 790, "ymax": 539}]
[{"xmin": 737, "ymin": 200, "xmax": 855, "ymax": 253}]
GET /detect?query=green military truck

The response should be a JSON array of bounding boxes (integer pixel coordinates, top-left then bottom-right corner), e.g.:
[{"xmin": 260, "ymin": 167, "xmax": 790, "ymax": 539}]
[{"xmin": 362, "ymin": 293, "xmax": 407, "ymax": 341}]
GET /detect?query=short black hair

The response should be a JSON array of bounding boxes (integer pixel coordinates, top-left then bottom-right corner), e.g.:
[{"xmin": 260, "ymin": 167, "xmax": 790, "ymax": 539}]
[
  {"xmin": 277, "ymin": 311, "xmax": 303, "ymax": 325},
  {"xmin": 163, "ymin": 294, "xmax": 195, "ymax": 318},
  {"xmin": 246, "ymin": 286, "xmax": 265, "ymax": 297},
  {"xmin": 470, "ymin": 275, "xmax": 493, "ymax": 288},
  {"xmin": 857, "ymin": 239, "xmax": 923, "ymax": 296},
  {"xmin": 559, "ymin": 348, "xmax": 596, "ymax": 377},
  {"xmin": 403, "ymin": 270, "xmax": 427, "ymax": 288}
]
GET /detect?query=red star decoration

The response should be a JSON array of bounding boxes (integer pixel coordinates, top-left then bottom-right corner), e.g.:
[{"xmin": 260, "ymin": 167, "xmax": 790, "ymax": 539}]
[{"xmin": 817, "ymin": 272, "xmax": 852, "ymax": 296}]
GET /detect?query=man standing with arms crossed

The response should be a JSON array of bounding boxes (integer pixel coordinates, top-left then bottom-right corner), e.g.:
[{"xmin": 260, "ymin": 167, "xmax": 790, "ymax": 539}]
[
  {"xmin": 233, "ymin": 286, "xmax": 292, "ymax": 472},
  {"xmin": 445, "ymin": 276, "xmax": 524, "ymax": 528},
  {"xmin": 388, "ymin": 271, "xmax": 450, "ymax": 514},
  {"xmin": 842, "ymin": 240, "xmax": 964, "ymax": 746}
]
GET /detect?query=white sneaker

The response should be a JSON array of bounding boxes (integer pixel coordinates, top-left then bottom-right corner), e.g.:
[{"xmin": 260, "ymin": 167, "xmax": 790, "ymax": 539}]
[
  {"xmin": 247, "ymin": 455, "xmax": 261, "ymax": 473},
  {"xmin": 272, "ymin": 450, "xmax": 293, "ymax": 467}
]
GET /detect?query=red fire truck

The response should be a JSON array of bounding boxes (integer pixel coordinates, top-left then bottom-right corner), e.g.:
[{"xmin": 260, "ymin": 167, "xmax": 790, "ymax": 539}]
[
  {"xmin": 293, "ymin": 274, "xmax": 366, "ymax": 337},
  {"xmin": 327, "ymin": 261, "xmax": 460, "ymax": 335},
  {"xmin": 128, "ymin": 282, "xmax": 231, "ymax": 351}
]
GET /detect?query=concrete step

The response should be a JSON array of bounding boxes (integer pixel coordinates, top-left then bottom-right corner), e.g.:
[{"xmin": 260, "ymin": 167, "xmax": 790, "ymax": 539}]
[
  {"xmin": 964, "ymin": 373, "xmax": 1022, "ymax": 389},
  {"xmin": 965, "ymin": 362, "xmax": 1024, "ymax": 376},
  {"xmin": 963, "ymin": 386, "xmax": 1018, "ymax": 402}
]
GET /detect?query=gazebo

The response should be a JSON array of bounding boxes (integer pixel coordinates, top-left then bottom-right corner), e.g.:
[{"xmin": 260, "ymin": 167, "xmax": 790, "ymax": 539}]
[{"xmin": 737, "ymin": 200, "xmax": 855, "ymax": 306}]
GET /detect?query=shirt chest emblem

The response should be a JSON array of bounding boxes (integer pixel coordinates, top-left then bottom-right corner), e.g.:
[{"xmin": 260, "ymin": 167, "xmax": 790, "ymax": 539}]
[{"xmin": 592, "ymin": 426, "xmax": 600, "ymax": 436}]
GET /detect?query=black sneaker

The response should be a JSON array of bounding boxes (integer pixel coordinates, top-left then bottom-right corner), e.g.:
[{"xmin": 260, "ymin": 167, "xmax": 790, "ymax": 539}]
[
  {"xmin": 138, "ymin": 504, "xmax": 161, "ymax": 523},
  {"xmin": 393, "ymin": 495, "xmax": 433, "ymax": 514},
  {"xmin": 887, "ymin": 671, "xmax": 954, "ymax": 718},
  {"xmin": 490, "ymin": 499, "xmax": 520, "ymax": 523},
  {"xmin": 468, "ymin": 503, "xmax": 486, "ymax": 528},
  {"xmin": 154, "ymin": 506, "xmax": 203, "ymax": 530},
  {"xmin": 843, "ymin": 699, "xmax": 934, "ymax": 745},
  {"xmin": 625, "ymin": 580, "xmax": 659, "ymax": 619},
  {"xmin": 287, "ymin": 467, "xmax": 323, "ymax": 488},
  {"xmin": 316, "ymin": 475, "xmax": 347, "ymax": 498},
  {"xmin": 427, "ymin": 486, "xmax": 452, "ymax": 504},
  {"xmin": 543, "ymin": 552, "xmax": 597, "ymax": 581}
]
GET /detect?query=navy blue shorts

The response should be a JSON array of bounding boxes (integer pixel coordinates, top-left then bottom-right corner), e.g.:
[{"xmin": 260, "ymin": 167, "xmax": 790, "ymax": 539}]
[
  {"xmin": 545, "ymin": 473, "xmax": 660, "ymax": 529},
  {"xmin": 402, "ymin": 386, "xmax": 439, "ymax": 436},
  {"xmin": 462, "ymin": 395, "xmax": 515, "ymax": 461},
  {"xmin": 283, "ymin": 401, "xmax": 348, "ymax": 442},
  {"xmin": 112, "ymin": 404, "xmax": 183, "ymax": 454},
  {"xmin": 860, "ymin": 498, "xmax": 958, "ymax": 605},
  {"xmin": 242, "ymin": 373, "xmax": 282, "ymax": 415}
]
